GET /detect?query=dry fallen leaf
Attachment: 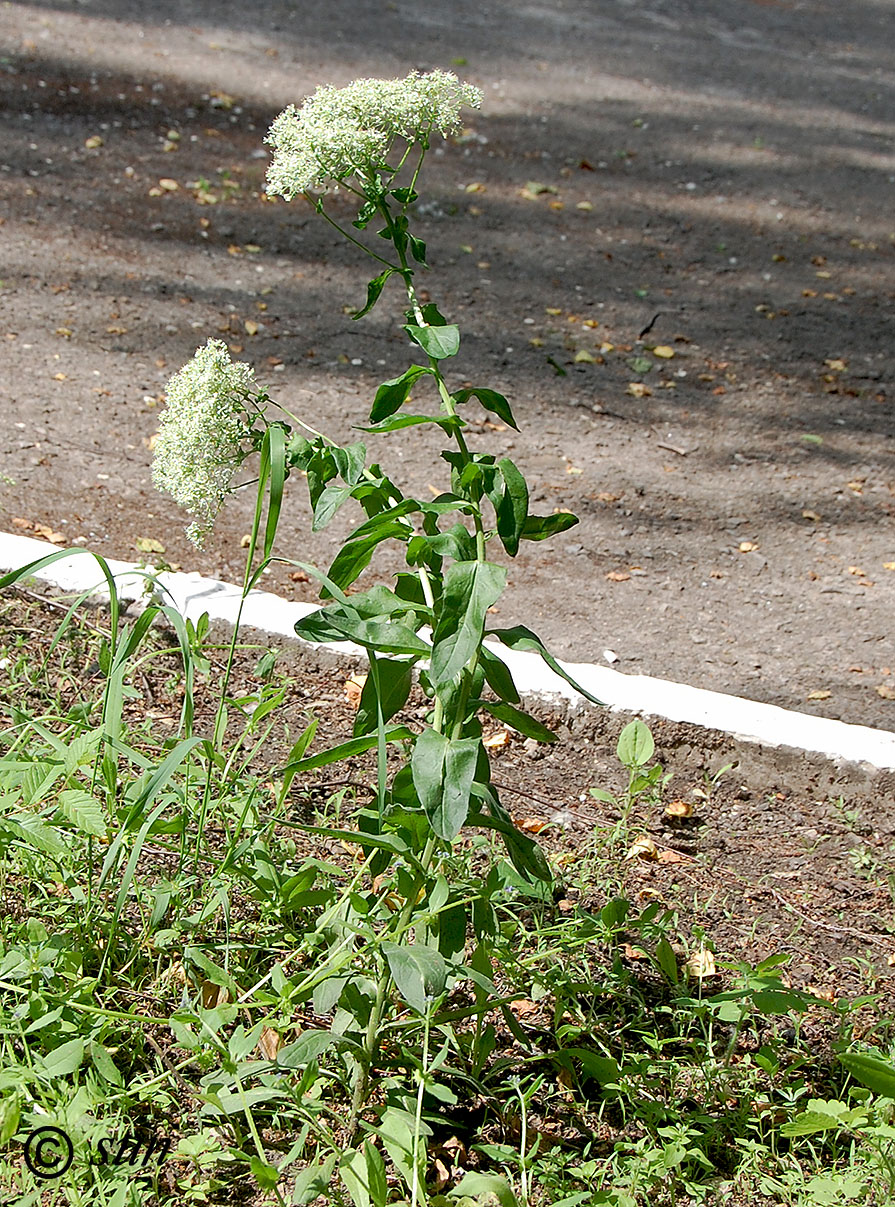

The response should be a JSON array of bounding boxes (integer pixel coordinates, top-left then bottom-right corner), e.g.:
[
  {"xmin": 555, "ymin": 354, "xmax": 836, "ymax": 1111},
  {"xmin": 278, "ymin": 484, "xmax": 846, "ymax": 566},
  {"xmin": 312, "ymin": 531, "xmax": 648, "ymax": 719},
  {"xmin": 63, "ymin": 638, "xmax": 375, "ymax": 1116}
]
[
  {"xmin": 135, "ymin": 537, "xmax": 166, "ymax": 554},
  {"xmin": 738, "ymin": 541, "xmax": 760, "ymax": 553},
  {"xmin": 825, "ymin": 358, "xmax": 847, "ymax": 372},
  {"xmin": 158, "ymin": 178, "xmax": 179, "ymax": 192},
  {"xmin": 344, "ymin": 673, "xmax": 367, "ymax": 706},
  {"xmin": 847, "ymin": 566, "xmax": 865, "ymax": 577},
  {"xmin": 626, "ymin": 382, "xmax": 651, "ymax": 398},
  {"xmin": 807, "ymin": 689, "xmax": 832, "ymax": 700},
  {"xmin": 664, "ymin": 799, "xmax": 693, "ymax": 818},
  {"xmin": 658, "ymin": 849, "xmax": 685, "ymax": 864},
  {"xmin": 606, "ymin": 570, "xmax": 631, "ymax": 582},
  {"xmin": 684, "ymin": 948, "xmax": 716, "ymax": 978},
  {"xmin": 258, "ymin": 1026, "xmax": 282, "ymax": 1060},
  {"xmin": 652, "ymin": 345, "xmax": 675, "ymax": 359},
  {"xmin": 483, "ymin": 729, "xmax": 511, "ymax": 749},
  {"xmin": 883, "ymin": 562, "xmax": 895, "ymax": 571},
  {"xmin": 84, "ymin": 135, "xmax": 104, "ymax": 149},
  {"xmin": 574, "ymin": 349, "xmax": 596, "ymax": 363},
  {"xmin": 509, "ymin": 998, "xmax": 539, "ymax": 1018},
  {"xmin": 802, "ymin": 510, "xmax": 821, "ymax": 522},
  {"xmin": 513, "ymin": 815, "xmax": 549, "ymax": 834},
  {"xmin": 876, "ymin": 684, "xmax": 895, "ymax": 700},
  {"xmin": 200, "ymin": 980, "xmax": 229, "ymax": 1009},
  {"xmin": 11, "ymin": 517, "xmax": 31, "ymax": 529},
  {"xmin": 625, "ymin": 835, "xmax": 658, "ymax": 861},
  {"xmin": 244, "ymin": 319, "xmax": 260, "ymax": 336},
  {"xmin": 34, "ymin": 525, "xmax": 65, "ymax": 544}
]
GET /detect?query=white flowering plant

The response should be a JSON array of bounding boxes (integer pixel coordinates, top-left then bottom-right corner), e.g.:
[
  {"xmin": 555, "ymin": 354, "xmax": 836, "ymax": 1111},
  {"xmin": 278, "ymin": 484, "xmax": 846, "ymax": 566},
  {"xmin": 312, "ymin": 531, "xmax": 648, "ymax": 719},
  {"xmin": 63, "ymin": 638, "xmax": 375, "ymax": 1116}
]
[{"xmin": 153, "ymin": 70, "xmax": 600, "ymax": 1204}]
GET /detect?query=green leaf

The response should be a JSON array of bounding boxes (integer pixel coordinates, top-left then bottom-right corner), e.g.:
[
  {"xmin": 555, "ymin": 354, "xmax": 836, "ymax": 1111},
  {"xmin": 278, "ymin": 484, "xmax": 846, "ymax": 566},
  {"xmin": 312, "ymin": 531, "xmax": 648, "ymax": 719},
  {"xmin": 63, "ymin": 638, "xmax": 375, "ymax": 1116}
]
[
  {"xmin": 382, "ymin": 942, "xmax": 447, "ymax": 1013},
  {"xmin": 89, "ymin": 1040, "xmax": 123, "ymax": 1086},
  {"xmin": 520, "ymin": 512, "xmax": 579, "ymax": 541},
  {"xmin": 57, "ymin": 788, "xmax": 106, "ymax": 837},
  {"xmin": 780, "ymin": 1109, "xmax": 846, "ymax": 1137},
  {"xmin": 486, "ymin": 625, "xmax": 603, "ymax": 705},
  {"xmin": 411, "ymin": 729, "xmax": 480, "ymax": 839},
  {"xmin": 296, "ymin": 609, "xmax": 429, "ymax": 657},
  {"xmin": 0, "ymin": 1095, "xmax": 21, "ymax": 1145},
  {"xmin": 408, "ymin": 234, "xmax": 428, "ymax": 267},
  {"xmin": 352, "ymin": 268, "xmax": 394, "ymax": 320},
  {"xmin": 494, "ymin": 458, "xmax": 528, "ymax": 556},
  {"xmin": 452, "ymin": 386, "xmax": 519, "ymax": 430},
  {"xmin": 40, "ymin": 1038, "xmax": 85, "ymax": 1077},
  {"xmin": 431, "ymin": 561, "xmax": 506, "ymax": 688},
  {"xmin": 276, "ymin": 1031, "xmax": 337, "ymax": 1068},
  {"xmin": 293, "ymin": 1154, "xmax": 338, "ymax": 1205},
  {"xmin": 312, "ymin": 483, "xmax": 354, "ymax": 531},
  {"xmin": 475, "ymin": 700, "xmax": 556, "ymax": 742},
  {"xmin": 655, "ymin": 937, "xmax": 679, "ymax": 984},
  {"xmin": 616, "ymin": 720, "xmax": 654, "ymax": 767},
  {"xmin": 370, "ymin": 364, "xmax": 432, "ymax": 423},
  {"xmin": 281, "ymin": 726, "xmax": 414, "ymax": 774},
  {"xmin": 326, "ymin": 522, "xmax": 410, "ymax": 593},
  {"xmin": 840, "ymin": 1052, "xmax": 895, "ymax": 1098},
  {"xmin": 404, "ymin": 323, "xmax": 460, "ymax": 360},
  {"xmin": 364, "ymin": 1139, "xmax": 388, "ymax": 1207},
  {"xmin": 340, "ymin": 1148, "xmax": 372, "ymax": 1207},
  {"xmin": 358, "ymin": 413, "xmax": 463, "ymax": 436},
  {"xmin": 354, "ymin": 655, "xmax": 413, "ymax": 737},
  {"xmin": 250, "ymin": 1156, "xmax": 280, "ymax": 1190},
  {"xmin": 450, "ymin": 1171, "xmax": 519, "ymax": 1207},
  {"xmin": 479, "ymin": 645, "xmax": 521, "ymax": 705}
]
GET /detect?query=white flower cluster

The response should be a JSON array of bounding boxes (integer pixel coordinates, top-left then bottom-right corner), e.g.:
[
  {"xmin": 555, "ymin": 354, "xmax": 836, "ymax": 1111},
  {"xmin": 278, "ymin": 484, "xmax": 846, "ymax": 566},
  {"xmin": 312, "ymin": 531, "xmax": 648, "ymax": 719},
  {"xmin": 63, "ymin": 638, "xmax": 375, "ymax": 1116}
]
[
  {"xmin": 265, "ymin": 70, "xmax": 482, "ymax": 198},
  {"xmin": 152, "ymin": 339, "xmax": 256, "ymax": 546}
]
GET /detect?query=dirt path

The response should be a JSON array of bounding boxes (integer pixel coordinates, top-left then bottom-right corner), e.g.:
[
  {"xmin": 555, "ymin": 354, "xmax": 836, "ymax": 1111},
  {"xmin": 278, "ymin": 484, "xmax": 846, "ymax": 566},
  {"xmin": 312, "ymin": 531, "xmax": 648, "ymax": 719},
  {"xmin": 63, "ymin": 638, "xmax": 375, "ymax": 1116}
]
[{"xmin": 1, "ymin": 0, "xmax": 893, "ymax": 729}]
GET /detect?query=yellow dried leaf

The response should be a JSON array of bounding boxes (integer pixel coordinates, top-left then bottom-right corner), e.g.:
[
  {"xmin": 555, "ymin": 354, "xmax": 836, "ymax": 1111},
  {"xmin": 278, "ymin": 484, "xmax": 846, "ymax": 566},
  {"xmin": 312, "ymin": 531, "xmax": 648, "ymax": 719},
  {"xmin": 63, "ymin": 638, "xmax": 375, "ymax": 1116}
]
[
  {"xmin": 625, "ymin": 835, "xmax": 658, "ymax": 861},
  {"xmin": 664, "ymin": 799, "xmax": 693, "ymax": 818},
  {"xmin": 575, "ymin": 200, "xmax": 593, "ymax": 211},
  {"xmin": 574, "ymin": 349, "xmax": 596, "ymax": 363},
  {"xmin": 652, "ymin": 345, "xmax": 675, "ymax": 359},
  {"xmin": 84, "ymin": 135, "xmax": 104, "ymax": 149},
  {"xmin": 464, "ymin": 181, "xmax": 486, "ymax": 193},
  {"xmin": 883, "ymin": 562, "xmax": 895, "ymax": 571},
  {"xmin": 55, "ymin": 326, "xmax": 72, "ymax": 338},
  {"xmin": 135, "ymin": 537, "xmax": 166, "ymax": 554},
  {"xmin": 345, "ymin": 673, "xmax": 367, "ymax": 706},
  {"xmin": 606, "ymin": 570, "xmax": 630, "ymax": 582},
  {"xmin": 239, "ymin": 533, "xmax": 252, "ymax": 548},
  {"xmin": 158, "ymin": 178, "xmax": 179, "ymax": 192},
  {"xmin": 801, "ymin": 510, "xmax": 821, "ymax": 522},
  {"xmin": 565, "ymin": 462, "xmax": 583, "ymax": 474},
  {"xmin": 106, "ymin": 325, "xmax": 128, "ymax": 335},
  {"xmin": 200, "ymin": 980, "xmax": 229, "ymax": 1009},
  {"xmin": 658, "ymin": 849, "xmax": 685, "ymax": 864},
  {"xmin": 807, "ymin": 689, "xmax": 832, "ymax": 700},
  {"xmin": 244, "ymin": 319, "xmax": 259, "ymax": 336},
  {"xmin": 34, "ymin": 525, "xmax": 65, "ymax": 544},
  {"xmin": 600, "ymin": 342, "xmax": 615, "ymax": 353},
  {"xmin": 513, "ymin": 815, "xmax": 549, "ymax": 834},
  {"xmin": 11, "ymin": 517, "xmax": 32, "ymax": 529},
  {"xmin": 53, "ymin": 372, "xmax": 67, "ymax": 381},
  {"xmin": 227, "ymin": 244, "xmax": 243, "ymax": 256},
  {"xmin": 626, "ymin": 382, "xmax": 651, "ymax": 398},
  {"xmin": 483, "ymin": 729, "xmax": 511, "ymax": 749},
  {"xmin": 545, "ymin": 307, "xmax": 562, "ymax": 315},
  {"xmin": 877, "ymin": 684, "xmax": 895, "ymax": 700},
  {"xmin": 258, "ymin": 1026, "xmax": 282, "ymax": 1060},
  {"xmin": 825, "ymin": 358, "xmax": 847, "ymax": 371},
  {"xmin": 847, "ymin": 565, "xmax": 865, "ymax": 577},
  {"xmin": 738, "ymin": 541, "xmax": 759, "ymax": 553},
  {"xmin": 684, "ymin": 948, "xmax": 716, "ymax": 978}
]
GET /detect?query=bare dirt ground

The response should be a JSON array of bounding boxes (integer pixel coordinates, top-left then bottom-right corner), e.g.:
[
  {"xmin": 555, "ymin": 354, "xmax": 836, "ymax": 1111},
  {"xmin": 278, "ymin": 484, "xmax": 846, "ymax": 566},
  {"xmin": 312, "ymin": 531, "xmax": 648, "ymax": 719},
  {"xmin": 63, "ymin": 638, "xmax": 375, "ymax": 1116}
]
[{"xmin": 1, "ymin": 0, "xmax": 894, "ymax": 731}]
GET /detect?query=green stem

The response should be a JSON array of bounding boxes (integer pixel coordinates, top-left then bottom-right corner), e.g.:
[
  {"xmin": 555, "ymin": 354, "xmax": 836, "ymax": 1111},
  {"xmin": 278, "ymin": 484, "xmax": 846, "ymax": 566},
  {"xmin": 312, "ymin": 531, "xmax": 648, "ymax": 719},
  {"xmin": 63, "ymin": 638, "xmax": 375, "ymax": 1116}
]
[{"xmin": 304, "ymin": 192, "xmax": 401, "ymax": 271}]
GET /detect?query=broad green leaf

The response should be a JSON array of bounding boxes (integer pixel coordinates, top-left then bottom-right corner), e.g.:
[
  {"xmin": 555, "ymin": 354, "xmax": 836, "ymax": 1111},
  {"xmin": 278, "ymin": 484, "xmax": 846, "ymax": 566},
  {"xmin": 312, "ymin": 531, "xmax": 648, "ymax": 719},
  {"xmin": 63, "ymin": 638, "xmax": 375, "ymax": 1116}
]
[
  {"xmin": 354, "ymin": 655, "xmax": 413, "ymax": 737},
  {"xmin": 475, "ymin": 700, "xmax": 556, "ymax": 743},
  {"xmin": 358, "ymin": 413, "xmax": 463, "ymax": 436},
  {"xmin": 495, "ymin": 458, "xmax": 528, "ymax": 556},
  {"xmin": 520, "ymin": 512, "xmax": 579, "ymax": 541},
  {"xmin": 2, "ymin": 814, "xmax": 69, "ymax": 856},
  {"xmin": 616, "ymin": 720, "xmax": 654, "ymax": 768},
  {"xmin": 0, "ymin": 1095, "xmax": 20, "ymax": 1145},
  {"xmin": 296, "ymin": 609, "xmax": 429, "ymax": 657},
  {"xmin": 486, "ymin": 625, "xmax": 603, "ymax": 705},
  {"xmin": 364, "ymin": 1140, "xmax": 388, "ymax": 1207},
  {"xmin": 452, "ymin": 386, "xmax": 519, "ymax": 430},
  {"xmin": 312, "ymin": 483, "xmax": 354, "ymax": 531},
  {"xmin": 375, "ymin": 1105, "xmax": 430, "ymax": 1189},
  {"xmin": 840, "ymin": 1052, "xmax": 895, "ymax": 1098},
  {"xmin": 40, "ymin": 1038, "xmax": 85, "ymax": 1078},
  {"xmin": 404, "ymin": 322, "xmax": 460, "ymax": 360},
  {"xmin": 450, "ymin": 1171, "xmax": 518, "ymax": 1207},
  {"xmin": 293, "ymin": 1154, "xmax": 338, "ymax": 1205},
  {"xmin": 250, "ymin": 1156, "xmax": 280, "ymax": 1190},
  {"xmin": 352, "ymin": 268, "xmax": 394, "ymax": 320},
  {"xmin": 479, "ymin": 645, "xmax": 521, "ymax": 705},
  {"xmin": 382, "ymin": 943, "xmax": 447, "ymax": 1014},
  {"xmin": 89, "ymin": 1041, "xmax": 123, "ymax": 1086},
  {"xmin": 276, "ymin": 1031, "xmax": 337, "ymax": 1068},
  {"xmin": 780, "ymin": 1110, "xmax": 846, "ymax": 1137},
  {"xmin": 369, "ymin": 364, "xmax": 432, "ymax": 422},
  {"xmin": 281, "ymin": 726, "xmax": 414, "ymax": 773},
  {"xmin": 340, "ymin": 1148, "xmax": 371, "ymax": 1207},
  {"xmin": 408, "ymin": 234, "xmax": 428, "ymax": 267},
  {"xmin": 431, "ymin": 561, "xmax": 506, "ymax": 688},
  {"xmin": 57, "ymin": 788, "xmax": 106, "ymax": 837},
  {"xmin": 412, "ymin": 729, "xmax": 479, "ymax": 839},
  {"xmin": 556, "ymin": 1048, "xmax": 620, "ymax": 1087},
  {"xmin": 326, "ymin": 522, "xmax": 410, "ymax": 593}
]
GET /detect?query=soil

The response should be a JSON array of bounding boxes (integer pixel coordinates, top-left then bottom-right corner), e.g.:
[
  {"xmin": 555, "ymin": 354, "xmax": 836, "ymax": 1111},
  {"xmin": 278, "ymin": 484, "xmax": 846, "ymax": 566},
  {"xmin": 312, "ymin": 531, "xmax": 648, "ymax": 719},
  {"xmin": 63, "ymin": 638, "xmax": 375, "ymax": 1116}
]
[{"xmin": 1, "ymin": 0, "xmax": 894, "ymax": 733}]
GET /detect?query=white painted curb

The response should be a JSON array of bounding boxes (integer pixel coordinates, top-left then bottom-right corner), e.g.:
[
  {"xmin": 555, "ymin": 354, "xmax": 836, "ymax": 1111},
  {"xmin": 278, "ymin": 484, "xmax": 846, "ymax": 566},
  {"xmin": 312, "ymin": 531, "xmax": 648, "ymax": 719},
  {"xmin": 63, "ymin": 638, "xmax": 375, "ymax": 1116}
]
[{"xmin": 2, "ymin": 532, "xmax": 894, "ymax": 770}]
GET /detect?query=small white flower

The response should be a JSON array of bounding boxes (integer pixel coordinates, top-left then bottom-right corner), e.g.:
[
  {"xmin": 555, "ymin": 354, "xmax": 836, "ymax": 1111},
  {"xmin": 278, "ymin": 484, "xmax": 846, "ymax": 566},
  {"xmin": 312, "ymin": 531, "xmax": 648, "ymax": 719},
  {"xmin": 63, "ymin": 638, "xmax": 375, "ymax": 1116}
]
[
  {"xmin": 265, "ymin": 70, "xmax": 482, "ymax": 198},
  {"xmin": 152, "ymin": 339, "xmax": 256, "ymax": 546}
]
